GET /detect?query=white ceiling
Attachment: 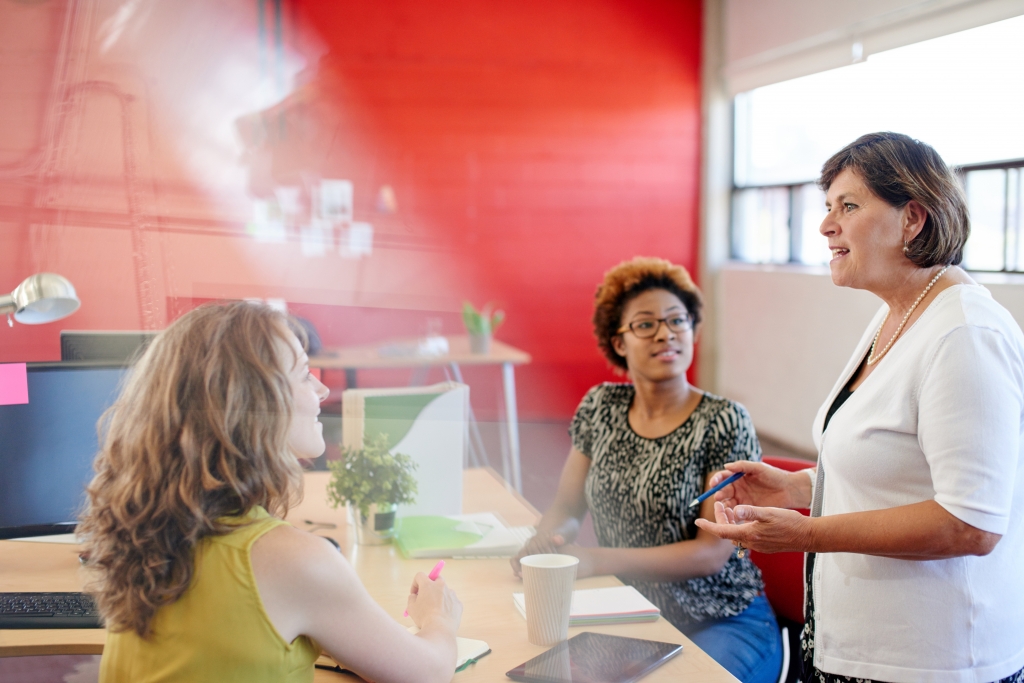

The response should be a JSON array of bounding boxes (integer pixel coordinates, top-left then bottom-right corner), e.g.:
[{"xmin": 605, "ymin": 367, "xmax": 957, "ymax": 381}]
[{"xmin": 722, "ymin": 0, "xmax": 1024, "ymax": 93}]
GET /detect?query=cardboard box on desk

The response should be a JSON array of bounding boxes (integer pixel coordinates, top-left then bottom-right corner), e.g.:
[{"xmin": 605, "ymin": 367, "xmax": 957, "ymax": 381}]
[{"xmin": 342, "ymin": 382, "xmax": 467, "ymax": 517}]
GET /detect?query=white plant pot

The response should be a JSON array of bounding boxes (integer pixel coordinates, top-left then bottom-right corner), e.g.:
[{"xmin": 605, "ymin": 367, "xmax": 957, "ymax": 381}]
[{"xmin": 469, "ymin": 333, "xmax": 492, "ymax": 354}]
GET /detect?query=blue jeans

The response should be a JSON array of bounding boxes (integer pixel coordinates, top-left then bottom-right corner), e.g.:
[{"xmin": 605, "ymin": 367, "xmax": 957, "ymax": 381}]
[{"xmin": 679, "ymin": 594, "xmax": 783, "ymax": 683}]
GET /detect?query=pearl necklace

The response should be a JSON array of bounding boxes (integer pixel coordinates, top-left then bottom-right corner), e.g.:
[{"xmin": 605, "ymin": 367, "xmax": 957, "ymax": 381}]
[{"xmin": 867, "ymin": 265, "xmax": 950, "ymax": 366}]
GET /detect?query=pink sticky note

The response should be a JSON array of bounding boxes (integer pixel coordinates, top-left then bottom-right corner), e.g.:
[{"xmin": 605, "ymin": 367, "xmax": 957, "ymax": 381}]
[{"xmin": 0, "ymin": 363, "xmax": 29, "ymax": 406}]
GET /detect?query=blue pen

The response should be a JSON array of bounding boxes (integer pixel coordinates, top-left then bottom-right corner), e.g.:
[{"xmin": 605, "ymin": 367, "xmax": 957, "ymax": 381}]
[{"xmin": 688, "ymin": 472, "xmax": 745, "ymax": 508}]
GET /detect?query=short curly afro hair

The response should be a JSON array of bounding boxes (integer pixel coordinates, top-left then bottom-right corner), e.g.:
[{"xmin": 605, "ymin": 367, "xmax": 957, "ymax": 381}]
[{"xmin": 593, "ymin": 257, "xmax": 703, "ymax": 372}]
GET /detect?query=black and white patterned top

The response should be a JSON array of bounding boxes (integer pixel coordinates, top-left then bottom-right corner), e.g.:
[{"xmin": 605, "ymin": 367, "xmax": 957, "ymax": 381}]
[{"xmin": 571, "ymin": 383, "xmax": 764, "ymax": 628}]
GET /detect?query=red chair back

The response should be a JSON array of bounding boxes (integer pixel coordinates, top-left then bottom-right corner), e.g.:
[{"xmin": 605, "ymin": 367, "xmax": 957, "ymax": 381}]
[{"xmin": 748, "ymin": 455, "xmax": 814, "ymax": 624}]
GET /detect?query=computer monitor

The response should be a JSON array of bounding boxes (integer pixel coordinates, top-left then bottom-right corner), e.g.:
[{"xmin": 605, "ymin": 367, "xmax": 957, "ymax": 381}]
[
  {"xmin": 60, "ymin": 330, "xmax": 157, "ymax": 363},
  {"xmin": 0, "ymin": 362, "xmax": 128, "ymax": 540}
]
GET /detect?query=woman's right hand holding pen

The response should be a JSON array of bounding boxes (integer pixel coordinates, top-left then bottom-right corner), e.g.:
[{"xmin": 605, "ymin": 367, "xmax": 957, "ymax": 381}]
[
  {"xmin": 706, "ymin": 460, "xmax": 813, "ymax": 510},
  {"xmin": 694, "ymin": 461, "xmax": 817, "ymax": 555},
  {"xmin": 406, "ymin": 573, "xmax": 463, "ymax": 634}
]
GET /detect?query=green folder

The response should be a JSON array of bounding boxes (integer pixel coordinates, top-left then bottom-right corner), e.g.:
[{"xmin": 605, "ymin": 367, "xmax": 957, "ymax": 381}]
[{"xmin": 393, "ymin": 516, "xmax": 484, "ymax": 559}]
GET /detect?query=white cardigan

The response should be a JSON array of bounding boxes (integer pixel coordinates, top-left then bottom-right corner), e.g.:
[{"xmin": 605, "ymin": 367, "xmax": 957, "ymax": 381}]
[{"xmin": 810, "ymin": 284, "xmax": 1024, "ymax": 683}]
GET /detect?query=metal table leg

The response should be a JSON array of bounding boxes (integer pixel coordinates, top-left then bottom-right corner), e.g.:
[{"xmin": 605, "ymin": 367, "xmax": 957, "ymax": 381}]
[
  {"xmin": 502, "ymin": 362, "xmax": 522, "ymax": 493},
  {"xmin": 447, "ymin": 363, "xmax": 489, "ymax": 470}
]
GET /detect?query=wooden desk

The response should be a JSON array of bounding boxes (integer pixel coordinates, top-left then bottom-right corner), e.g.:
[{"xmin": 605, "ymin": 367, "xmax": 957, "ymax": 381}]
[
  {"xmin": 312, "ymin": 336, "xmax": 531, "ymax": 372},
  {"xmin": 312, "ymin": 336, "xmax": 532, "ymax": 492},
  {"xmin": 0, "ymin": 470, "xmax": 737, "ymax": 683}
]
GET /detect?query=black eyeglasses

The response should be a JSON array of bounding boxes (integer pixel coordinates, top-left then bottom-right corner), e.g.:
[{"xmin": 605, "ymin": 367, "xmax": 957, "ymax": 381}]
[{"xmin": 617, "ymin": 314, "xmax": 693, "ymax": 339}]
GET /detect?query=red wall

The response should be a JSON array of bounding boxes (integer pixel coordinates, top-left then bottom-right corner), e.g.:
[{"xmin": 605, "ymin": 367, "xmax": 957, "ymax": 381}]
[{"xmin": 0, "ymin": 0, "xmax": 702, "ymax": 420}]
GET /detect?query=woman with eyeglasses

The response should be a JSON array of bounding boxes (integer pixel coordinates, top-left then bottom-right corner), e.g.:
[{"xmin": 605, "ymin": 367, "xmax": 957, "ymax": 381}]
[{"xmin": 511, "ymin": 257, "xmax": 783, "ymax": 683}]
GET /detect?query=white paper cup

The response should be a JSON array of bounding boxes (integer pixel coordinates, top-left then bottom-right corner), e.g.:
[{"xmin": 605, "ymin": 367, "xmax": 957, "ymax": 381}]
[{"xmin": 520, "ymin": 554, "xmax": 579, "ymax": 646}]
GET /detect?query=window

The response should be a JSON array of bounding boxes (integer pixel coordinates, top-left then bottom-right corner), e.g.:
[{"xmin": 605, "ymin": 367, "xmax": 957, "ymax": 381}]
[
  {"xmin": 732, "ymin": 162, "xmax": 1024, "ymax": 271},
  {"xmin": 731, "ymin": 14, "xmax": 1024, "ymax": 271},
  {"xmin": 731, "ymin": 184, "xmax": 830, "ymax": 265},
  {"xmin": 963, "ymin": 163, "xmax": 1024, "ymax": 271}
]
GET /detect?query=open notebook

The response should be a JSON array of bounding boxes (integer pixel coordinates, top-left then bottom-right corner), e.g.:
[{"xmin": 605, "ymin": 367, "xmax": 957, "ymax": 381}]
[
  {"xmin": 315, "ymin": 633, "xmax": 490, "ymax": 674},
  {"xmin": 411, "ymin": 628, "xmax": 491, "ymax": 672},
  {"xmin": 513, "ymin": 585, "xmax": 661, "ymax": 626},
  {"xmin": 455, "ymin": 636, "xmax": 491, "ymax": 671}
]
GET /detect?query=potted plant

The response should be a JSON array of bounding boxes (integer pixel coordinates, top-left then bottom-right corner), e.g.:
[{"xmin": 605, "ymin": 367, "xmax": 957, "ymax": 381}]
[
  {"xmin": 327, "ymin": 433, "xmax": 418, "ymax": 545},
  {"xmin": 462, "ymin": 301, "xmax": 505, "ymax": 354}
]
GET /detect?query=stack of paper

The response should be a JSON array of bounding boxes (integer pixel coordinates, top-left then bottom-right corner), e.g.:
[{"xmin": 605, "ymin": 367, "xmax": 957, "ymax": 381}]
[
  {"xmin": 393, "ymin": 512, "xmax": 526, "ymax": 559},
  {"xmin": 513, "ymin": 586, "xmax": 661, "ymax": 626}
]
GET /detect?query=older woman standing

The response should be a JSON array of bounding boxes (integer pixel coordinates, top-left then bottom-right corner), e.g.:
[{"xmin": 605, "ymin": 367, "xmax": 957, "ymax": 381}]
[
  {"xmin": 697, "ymin": 132, "xmax": 1024, "ymax": 683},
  {"xmin": 511, "ymin": 257, "xmax": 783, "ymax": 683}
]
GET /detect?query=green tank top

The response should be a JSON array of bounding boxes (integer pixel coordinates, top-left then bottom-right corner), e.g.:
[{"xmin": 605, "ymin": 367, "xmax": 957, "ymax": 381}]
[{"xmin": 99, "ymin": 506, "xmax": 320, "ymax": 683}]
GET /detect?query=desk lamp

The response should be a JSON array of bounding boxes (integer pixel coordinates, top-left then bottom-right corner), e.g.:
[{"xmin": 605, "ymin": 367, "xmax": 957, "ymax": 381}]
[{"xmin": 0, "ymin": 273, "xmax": 81, "ymax": 327}]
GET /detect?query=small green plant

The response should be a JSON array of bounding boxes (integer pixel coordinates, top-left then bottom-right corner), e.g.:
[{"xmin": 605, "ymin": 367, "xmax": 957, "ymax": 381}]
[
  {"xmin": 462, "ymin": 301, "xmax": 505, "ymax": 336},
  {"xmin": 327, "ymin": 433, "xmax": 418, "ymax": 519}
]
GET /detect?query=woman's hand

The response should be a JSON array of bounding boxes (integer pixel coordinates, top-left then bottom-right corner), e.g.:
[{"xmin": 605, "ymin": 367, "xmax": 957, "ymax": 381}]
[
  {"xmin": 694, "ymin": 501, "xmax": 814, "ymax": 554},
  {"xmin": 707, "ymin": 461, "xmax": 813, "ymax": 510},
  {"xmin": 510, "ymin": 448, "xmax": 591, "ymax": 577},
  {"xmin": 406, "ymin": 573, "xmax": 463, "ymax": 633},
  {"xmin": 510, "ymin": 531, "xmax": 569, "ymax": 577}
]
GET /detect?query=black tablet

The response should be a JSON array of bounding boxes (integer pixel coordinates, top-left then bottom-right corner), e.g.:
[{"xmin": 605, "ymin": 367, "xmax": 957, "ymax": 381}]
[{"xmin": 506, "ymin": 632, "xmax": 682, "ymax": 683}]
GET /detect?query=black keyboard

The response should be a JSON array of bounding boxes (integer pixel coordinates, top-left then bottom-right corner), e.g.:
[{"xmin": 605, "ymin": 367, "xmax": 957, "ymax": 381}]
[{"xmin": 0, "ymin": 592, "xmax": 102, "ymax": 629}]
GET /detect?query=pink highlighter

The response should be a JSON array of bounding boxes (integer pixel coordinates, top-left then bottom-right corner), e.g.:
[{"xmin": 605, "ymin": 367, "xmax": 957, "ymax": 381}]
[{"xmin": 404, "ymin": 560, "xmax": 445, "ymax": 618}]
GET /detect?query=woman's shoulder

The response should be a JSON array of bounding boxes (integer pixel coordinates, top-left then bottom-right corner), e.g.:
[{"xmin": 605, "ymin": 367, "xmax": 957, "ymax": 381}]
[
  {"xmin": 954, "ymin": 284, "xmax": 1024, "ymax": 331},
  {"xmin": 923, "ymin": 284, "xmax": 1024, "ymax": 349},
  {"xmin": 579, "ymin": 382, "xmax": 634, "ymax": 408},
  {"xmin": 209, "ymin": 506, "xmax": 286, "ymax": 550},
  {"xmin": 251, "ymin": 523, "xmax": 339, "ymax": 568},
  {"xmin": 250, "ymin": 524, "xmax": 355, "ymax": 609},
  {"xmin": 695, "ymin": 391, "xmax": 752, "ymax": 423}
]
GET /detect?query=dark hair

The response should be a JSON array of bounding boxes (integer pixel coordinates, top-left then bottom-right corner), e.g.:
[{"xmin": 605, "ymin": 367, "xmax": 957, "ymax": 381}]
[
  {"xmin": 592, "ymin": 257, "xmax": 703, "ymax": 372},
  {"xmin": 818, "ymin": 132, "xmax": 969, "ymax": 267}
]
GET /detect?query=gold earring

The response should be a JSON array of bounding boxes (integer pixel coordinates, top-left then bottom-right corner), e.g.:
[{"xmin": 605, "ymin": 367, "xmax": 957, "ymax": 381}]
[{"xmin": 903, "ymin": 241, "xmax": 910, "ymax": 255}]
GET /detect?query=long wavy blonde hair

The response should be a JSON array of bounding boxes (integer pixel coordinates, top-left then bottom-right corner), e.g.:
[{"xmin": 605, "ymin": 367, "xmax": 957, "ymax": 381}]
[{"xmin": 78, "ymin": 301, "xmax": 306, "ymax": 637}]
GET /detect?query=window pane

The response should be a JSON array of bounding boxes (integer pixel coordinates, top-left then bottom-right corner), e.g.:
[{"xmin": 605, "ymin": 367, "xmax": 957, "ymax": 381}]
[
  {"xmin": 1009, "ymin": 169, "xmax": 1023, "ymax": 272},
  {"xmin": 795, "ymin": 184, "xmax": 830, "ymax": 265},
  {"xmin": 963, "ymin": 170, "xmax": 1006, "ymax": 271},
  {"xmin": 731, "ymin": 187, "xmax": 790, "ymax": 263}
]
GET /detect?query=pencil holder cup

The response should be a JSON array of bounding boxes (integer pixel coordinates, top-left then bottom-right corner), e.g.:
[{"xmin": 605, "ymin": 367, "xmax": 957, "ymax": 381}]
[{"xmin": 520, "ymin": 554, "xmax": 578, "ymax": 645}]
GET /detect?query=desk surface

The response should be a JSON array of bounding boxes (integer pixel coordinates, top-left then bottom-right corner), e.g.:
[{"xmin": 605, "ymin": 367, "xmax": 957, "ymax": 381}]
[
  {"xmin": 0, "ymin": 469, "xmax": 736, "ymax": 683},
  {"xmin": 311, "ymin": 335, "xmax": 531, "ymax": 370}
]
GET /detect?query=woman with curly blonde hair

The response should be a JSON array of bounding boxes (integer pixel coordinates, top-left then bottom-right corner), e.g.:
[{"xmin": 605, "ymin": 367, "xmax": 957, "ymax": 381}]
[
  {"xmin": 511, "ymin": 257, "xmax": 782, "ymax": 683},
  {"xmin": 80, "ymin": 301, "xmax": 462, "ymax": 683}
]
